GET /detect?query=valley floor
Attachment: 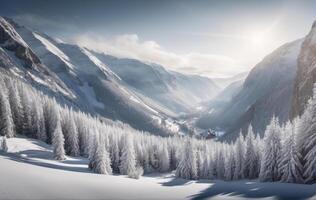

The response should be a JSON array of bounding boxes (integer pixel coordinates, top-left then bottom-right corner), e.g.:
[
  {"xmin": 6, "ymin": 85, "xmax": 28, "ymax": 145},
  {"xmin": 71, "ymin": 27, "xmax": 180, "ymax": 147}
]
[{"xmin": 0, "ymin": 137, "xmax": 315, "ymax": 200}]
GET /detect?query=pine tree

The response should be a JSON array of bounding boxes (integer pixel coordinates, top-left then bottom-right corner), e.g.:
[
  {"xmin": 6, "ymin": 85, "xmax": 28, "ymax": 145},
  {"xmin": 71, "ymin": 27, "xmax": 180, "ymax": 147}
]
[
  {"xmin": 32, "ymin": 101, "xmax": 47, "ymax": 142},
  {"xmin": 62, "ymin": 109, "xmax": 80, "ymax": 156},
  {"xmin": 259, "ymin": 116, "xmax": 282, "ymax": 182},
  {"xmin": 200, "ymin": 153, "xmax": 210, "ymax": 179},
  {"xmin": 6, "ymin": 80, "xmax": 22, "ymax": 133},
  {"xmin": 225, "ymin": 146, "xmax": 236, "ymax": 181},
  {"xmin": 244, "ymin": 125, "xmax": 258, "ymax": 179},
  {"xmin": 159, "ymin": 142, "xmax": 170, "ymax": 172},
  {"xmin": 51, "ymin": 104, "xmax": 66, "ymax": 160},
  {"xmin": 215, "ymin": 148, "xmax": 225, "ymax": 179},
  {"xmin": 0, "ymin": 82, "xmax": 14, "ymax": 138},
  {"xmin": 91, "ymin": 133, "xmax": 112, "ymax": 175},
  {"xmin": 19, "ymin": 85, "xmax": 32, "ymax": 136},
  {"xmin": 280, "ymin": 121, "xmax": 304, "ymax": 183},
  {"xmin": 234, "ymin": 133, "xmax": 245, "ymax": 180},
  {"xmin": 300, "ymin": 85, "xmax": 316, "ymax": 183},
  {"xmin": 110, "ymin": 135, "xmax": 120, "ymax": 173},
  {"xmin": 119, "ymin": 133, "xmax": 138, "ymax": 177},
  {"xmin": 176, "ymin": 139, "xmax": 198, "ymax": 180}
]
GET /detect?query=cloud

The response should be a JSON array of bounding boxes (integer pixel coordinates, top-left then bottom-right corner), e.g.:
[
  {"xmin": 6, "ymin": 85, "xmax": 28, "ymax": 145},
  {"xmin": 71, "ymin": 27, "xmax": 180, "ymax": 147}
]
[{"xmin": 73, "ymin": 33, "xmax": 246, "ymax": 78}]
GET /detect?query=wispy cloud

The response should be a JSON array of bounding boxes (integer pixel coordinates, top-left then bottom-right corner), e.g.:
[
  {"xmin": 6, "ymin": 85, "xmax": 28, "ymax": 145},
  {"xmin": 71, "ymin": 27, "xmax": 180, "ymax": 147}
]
[{"xmin": 72, "ymin": 34, "xmax": 246, "ymax": 78}]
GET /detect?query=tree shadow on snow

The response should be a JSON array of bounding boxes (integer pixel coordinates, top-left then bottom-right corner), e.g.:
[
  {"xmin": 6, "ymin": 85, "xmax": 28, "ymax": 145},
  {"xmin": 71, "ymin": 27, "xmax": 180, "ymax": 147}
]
[
  {"xmin": 190, "ymin": 180, "xmax": 316, "ymax": 200},
  {"xmin": 0, "ymin": 151, "xmax": 90, "ymax": 174},
  {"xmin": 159, "ymin": 175, "xmax": 194, "ymax": 187}
]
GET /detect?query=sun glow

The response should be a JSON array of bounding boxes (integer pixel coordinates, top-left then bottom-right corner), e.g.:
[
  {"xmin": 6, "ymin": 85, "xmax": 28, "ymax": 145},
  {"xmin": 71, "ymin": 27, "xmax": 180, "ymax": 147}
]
[{"xmin": 249, "ymin": 31, "xmax": 266, "ymax": 46}]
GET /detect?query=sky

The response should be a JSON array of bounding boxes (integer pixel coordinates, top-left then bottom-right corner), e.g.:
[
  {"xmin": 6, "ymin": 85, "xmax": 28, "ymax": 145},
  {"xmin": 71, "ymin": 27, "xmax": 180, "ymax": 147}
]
[{"xmin": 1, "ymin": 0, "xmax": 316, "ymax": 78}]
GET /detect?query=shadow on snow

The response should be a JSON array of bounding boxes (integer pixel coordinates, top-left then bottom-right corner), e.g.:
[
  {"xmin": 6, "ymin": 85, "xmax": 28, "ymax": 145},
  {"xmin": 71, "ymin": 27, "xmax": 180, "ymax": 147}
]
[{"xmin": 189, "ymin": 180, "xmax": 316, "ymax": 200}]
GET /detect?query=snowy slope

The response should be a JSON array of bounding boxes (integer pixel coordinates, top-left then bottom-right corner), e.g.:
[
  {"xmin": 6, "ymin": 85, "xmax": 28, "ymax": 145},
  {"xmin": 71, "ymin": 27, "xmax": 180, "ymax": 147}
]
[
  {"xmin": 93, "ymin": 53, "xmax": 220, "ymax": 115},
  {"xmin": 0, "ymin": 16, "xmax": 220, "ymax": 135},
  {"xmin": 0, "ymin": 137, "xmax": 315, "ymax": 200},
  {"xmin": 0, "ymin": 16, "xmax": 176, "ymax": 136},
  {"xmin": 196, "ymin": 39, "xmax": 303, "ymax": 140}
]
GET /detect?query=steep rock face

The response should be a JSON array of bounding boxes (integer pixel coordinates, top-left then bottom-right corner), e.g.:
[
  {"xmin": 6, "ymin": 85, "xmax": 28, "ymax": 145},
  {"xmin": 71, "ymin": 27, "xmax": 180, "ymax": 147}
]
[
  {"xmin": 0, "ymin": 17, "xmax": 40, "ymax": 67},
  {"xmin": 291, "ymin": 21, "xmax": 316, "ymax": 118},
  {"xmin": 196, "ymin": 39, "xmax": 303, "ymax": 141}
]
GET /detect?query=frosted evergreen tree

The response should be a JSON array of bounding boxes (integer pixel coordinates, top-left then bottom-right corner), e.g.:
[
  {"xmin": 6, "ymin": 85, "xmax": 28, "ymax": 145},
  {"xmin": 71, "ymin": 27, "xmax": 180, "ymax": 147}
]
[
  {"xmin": 119, "ymin": 133, "xmax": 138, "ymax": 178},
  {"xmin": 51, "ymin": 104, "xmax": 66, "ymax": 160},
  {"xmin": 159, "ymin": 142, "xmax": 170, "ymax": 172},
  {"xmin": 280, "ymin": 121, "xmax": 304, "ymax": 183},
  {"xmin": 244, "ymin": 125, "xmax": 258, "ymax": 179},
  {"xmin": 19, "ymin": 85, "xmax": 32, "ymax": 136},
  {"xmin": 6, "ymin": 80, "xmax": 22, "ymax": 133},
  {"xmin": 31, "ymin": 101, "xmax": 47, "ymax": 142},
  {"xmin": 234, "ymin": 133, "xmax": 245, "ymax": 180},
  {"xmin": 301, "ymin": 85, "xmax": 316, "ymax": 183},
  {"xmin": 176, "ymin": 139, "xmax": 198, "ymax": 180},
  {"xmin": 225, "ymin": 147, "xmax": 236, "ymax": 181},
  {"xmin": 91, "ymin": 133, "xmax": 112, "ymax": 175},
  {"xmin": 62, "ymin": 109, "xmax": 80, "ymax": 156},
  {"xmin": 110, "ymin": 135, "xmax": 120, "ymax": 173},
  {"xmin": 200, "ymin": 153, "xmax": 210, "ymax": 179},
  {"xmin": 197, "ymin": 150, "xmax": 204, "ymax": 178},
  {"xmin": 215, "ymin": 148, "xmax": 225, "ymax": 179},
  {"xmin": 0, "ymin": 82, "xmax": 14, "ymax": 138},
  {"xmin": 88, "ymin": 132, "xmax": 98, "ymax": 170},
  {"xmin": 259, "ymin": 116, "xmax": 282, "ymax": 182}
]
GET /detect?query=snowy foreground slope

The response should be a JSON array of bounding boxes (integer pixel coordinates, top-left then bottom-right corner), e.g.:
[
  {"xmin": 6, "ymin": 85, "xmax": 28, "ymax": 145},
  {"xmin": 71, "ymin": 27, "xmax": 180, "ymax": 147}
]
[{"xmin": 0, "ymin": 137, "xmax": 315, "ymax": 200}]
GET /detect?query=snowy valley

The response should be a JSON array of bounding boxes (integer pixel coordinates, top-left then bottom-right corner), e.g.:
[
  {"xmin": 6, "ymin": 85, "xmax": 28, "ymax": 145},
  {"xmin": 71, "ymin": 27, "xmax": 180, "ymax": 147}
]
[{"xmin": 1, "ymin": 1, "xmax": 316, "ymax": 200}]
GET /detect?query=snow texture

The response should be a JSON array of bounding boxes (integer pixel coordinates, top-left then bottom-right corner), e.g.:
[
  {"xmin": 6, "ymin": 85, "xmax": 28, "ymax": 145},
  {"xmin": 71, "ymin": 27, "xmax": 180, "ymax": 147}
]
[{"xmin": 0, "ymin": 137, "xmax": 315, "ymax": 200}]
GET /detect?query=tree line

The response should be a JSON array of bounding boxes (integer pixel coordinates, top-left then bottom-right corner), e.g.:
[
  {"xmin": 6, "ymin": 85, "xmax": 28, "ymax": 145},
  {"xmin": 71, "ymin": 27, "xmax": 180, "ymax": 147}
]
[{"xmin": 0, "ymin": 74, "xmax": 315, "ymax": 184}]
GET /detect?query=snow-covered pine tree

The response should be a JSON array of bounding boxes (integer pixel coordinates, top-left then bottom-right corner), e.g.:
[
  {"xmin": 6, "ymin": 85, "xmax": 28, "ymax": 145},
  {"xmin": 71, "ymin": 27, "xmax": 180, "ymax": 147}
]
[
  {"xmin": 234, "ymin": 132, "xmax": 245, "ymax": 180},
  {"xmin": 176, "ymin": 139, "xmax": 198, "ymax": 180},
  {"xmin": 197, "ymin": 149, "xmax": 204, "ymax": 178},
  {"xmin": 158, "ymin": 142, "xmax": 170, "ymax": 172},
  {"xmin": 200, "ymin": 152, "xmax": 210, "ymax": 179},
  {"xmin": 301, "ymin": 84, "xmax": 316, "ymax": 183},
  {"xmin": 259, "ymin": 116, "xmax": 282, "ymax": 182},
  {"xmin": 244, "ymin": 125, "xmax": 258, "ymax": 179},
  {"xmin": 62, "ymin": 108, "xmax": 80, "ymax": 156},
  {"xmin": 6, "ymin": 79, "xmax": 22, "ymax": 133},
  {"xmin": 119, "ymin": 133, "xmax": 138, "ymax": 178},
  {"xmin": 224, "ymin": 146, "xmax": 236, "ymax": 181},
  {"xmin": 51, "ymin": 102, "xmax": 66, "ymax": 160},
  {"xmin": 19, "ymin": 84, "xmax": 32, "ymax": 136},
  {"xmin": 91, "ymin": 132, "xmax": 112, "ymax": 175},
  {"xmin": 215, "ymin": 147, "xmax": 225, "ymax": 179},
  {"xmin": 280, "ymin": 120, "xmax": 304, "ymax": 183},
  {"xmin": 0, "ymin": 80, "xmax": 14, "ymax": 138},
  {"xmin": 110, "ymin": 134, "xmax": 121, "ymax": 173},
  {"xmin": 31, "ymin": 100, "xmax": 47, "ymax": 142}
]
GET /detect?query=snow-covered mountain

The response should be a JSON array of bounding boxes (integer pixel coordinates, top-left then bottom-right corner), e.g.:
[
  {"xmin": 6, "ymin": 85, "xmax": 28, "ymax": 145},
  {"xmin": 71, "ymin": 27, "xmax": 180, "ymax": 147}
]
[
  {"xmin": 291, "ymin": 21, "xmax": 316, "ymax": 118},
  {"xmin": 212, "ymin": 72, "xmax": 248, "ymax": 89},
  {"xmin": 196, "ymin": 38, "xmax": 303, "ymax": 140},
  {"xmin": 93, "ymin": 54, "xmax": 219, "ymax": 116},
  {"xmin": 0, "ymin": 16, "xmax": 218, "ymax": 136}
]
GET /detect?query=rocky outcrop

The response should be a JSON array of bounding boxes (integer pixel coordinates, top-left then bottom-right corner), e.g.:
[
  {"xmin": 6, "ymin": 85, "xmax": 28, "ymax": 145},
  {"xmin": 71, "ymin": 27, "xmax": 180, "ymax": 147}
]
[
  {"xmin": 291, "ymin": 21, "xmax": 316, "ymax": 118},
  {"xmin": 0, "ymin": 17, "xmax": 40, "ymax": 68}
]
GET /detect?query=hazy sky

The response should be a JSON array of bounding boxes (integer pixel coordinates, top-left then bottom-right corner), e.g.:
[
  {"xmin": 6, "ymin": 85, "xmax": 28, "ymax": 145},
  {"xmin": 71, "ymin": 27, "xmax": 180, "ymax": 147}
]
[{"xmin": 1, "ymin": 0, "xmax": 316, "ymax": 78}]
